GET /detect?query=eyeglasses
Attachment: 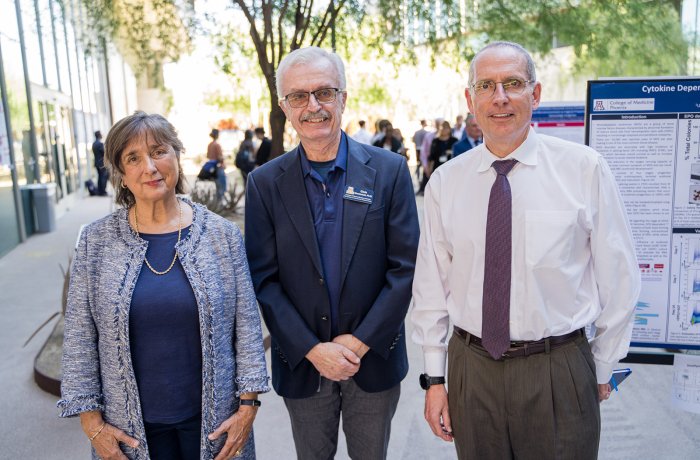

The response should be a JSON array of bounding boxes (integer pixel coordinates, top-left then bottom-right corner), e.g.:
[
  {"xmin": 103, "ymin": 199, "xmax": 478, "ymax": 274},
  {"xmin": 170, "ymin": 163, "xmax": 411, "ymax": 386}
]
[
  {"xmin": 471, "ymin": 78, "xmax": 534, "ymax": 98},
  {"xmin": 281, "ymin": 88, "xmax": 345, "ymax": 108}
]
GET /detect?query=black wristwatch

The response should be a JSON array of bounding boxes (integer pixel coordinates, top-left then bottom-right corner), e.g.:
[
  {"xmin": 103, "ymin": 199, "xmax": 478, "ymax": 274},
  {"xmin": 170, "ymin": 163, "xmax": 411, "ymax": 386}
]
[
  {"xmin": 239, "ymin": 399, "xmax": 261, "ymax": 407},
  {"xmin": 419, "ymin": 373, "xmax": 445, "ymax": 390}
]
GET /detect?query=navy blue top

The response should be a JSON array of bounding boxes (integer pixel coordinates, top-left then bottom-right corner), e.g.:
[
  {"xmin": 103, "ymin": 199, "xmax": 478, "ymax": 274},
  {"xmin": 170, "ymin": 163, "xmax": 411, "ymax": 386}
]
[
  {"xmin": 129, "ymin": 226, "xmax": 203, "ymax": 424},
  {"xmin": 453, "ymin": 136, "xmax": 480, "ymax": 157},
  {"xmin": 299, "ymin": 133, "xmax": 348, "ymax": 337}
]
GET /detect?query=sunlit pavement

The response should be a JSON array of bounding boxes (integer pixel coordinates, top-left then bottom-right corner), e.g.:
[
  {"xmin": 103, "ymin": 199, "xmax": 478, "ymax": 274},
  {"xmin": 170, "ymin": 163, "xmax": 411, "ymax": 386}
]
[{"xmin": 1, "ymin": 187, "xmax": 698, "ymax": 459}]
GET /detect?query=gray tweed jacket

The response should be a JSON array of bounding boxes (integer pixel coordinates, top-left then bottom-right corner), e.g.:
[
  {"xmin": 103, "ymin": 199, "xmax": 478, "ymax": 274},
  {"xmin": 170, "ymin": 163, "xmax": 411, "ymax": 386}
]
[{"xmin": 58, "ymin": 198, "xmax": 270, "ymax": 459}]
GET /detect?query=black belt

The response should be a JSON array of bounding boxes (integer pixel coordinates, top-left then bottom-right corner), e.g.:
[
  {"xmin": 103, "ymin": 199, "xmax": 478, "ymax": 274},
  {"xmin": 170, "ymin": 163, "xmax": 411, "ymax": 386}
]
[{"xmin": 453, "ymin": 326, "xmax": 583, "ymax": 359}]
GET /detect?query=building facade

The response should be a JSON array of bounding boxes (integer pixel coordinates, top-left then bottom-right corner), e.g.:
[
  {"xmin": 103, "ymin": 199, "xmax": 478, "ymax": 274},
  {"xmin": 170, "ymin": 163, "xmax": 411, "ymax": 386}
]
[{"xmin": 0, "ymin": 0, "xmax": 138, "ymax": 257}]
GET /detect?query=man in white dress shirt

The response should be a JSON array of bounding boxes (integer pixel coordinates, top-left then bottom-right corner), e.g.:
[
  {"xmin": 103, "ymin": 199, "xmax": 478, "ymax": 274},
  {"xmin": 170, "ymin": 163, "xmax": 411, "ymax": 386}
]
[
  {"xmin": 353, "ymin": 120, "xmax": 373, "ymax": 144},
  {"xmin": 411, "ymin": 41, "xmax": 641, "ymax": 460}
]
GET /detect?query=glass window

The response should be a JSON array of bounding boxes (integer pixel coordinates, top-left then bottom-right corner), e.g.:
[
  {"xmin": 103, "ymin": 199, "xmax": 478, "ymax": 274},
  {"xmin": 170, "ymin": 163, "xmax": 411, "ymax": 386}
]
[
  {"xmin": 38, "ymin": 0, "xmax": 59, "ymax": 90},
  {"xmin": 84, "ymin": 54, "xmax": 97, "ymax": 114},
  {"xmin": 34, "ymin": 100, "xmax": 53, "ymax": 184},
  {"xmin": 20, "ymin": 0, "xmax": 45, "ymax": 86},
  {"xmin": 64, "ymin": 20, "xmax": 81, "ymax": 110},
  {"xmin": 0, "ymin": 86, "xmax": 21, "ymax": 254},
  {"xmin": 72, "ymin": 109, "xmax": 90, "ymax": 180},
  {"xmin": 58, "ymin": 106, "xmax": 77, "ymax": 193},
  {"xmin": 1, "ymin": 0, "xmax": 34, "ymax": 185},
  {"xmin": 52, "ymin": 0, "xmax": 71, "ymax": 94},
  {"xmin": 108, "ymin": 48, "xmax": 128, "ymax": 120},
  {"xmin": 77, "ymin": 48, "xmax": 90, "ymax": 114}
]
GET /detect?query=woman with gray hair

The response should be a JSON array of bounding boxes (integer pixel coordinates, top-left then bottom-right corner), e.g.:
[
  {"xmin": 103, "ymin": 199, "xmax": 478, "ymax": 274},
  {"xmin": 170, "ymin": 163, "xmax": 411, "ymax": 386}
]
[{"xmin": 58, "ymin": 111, "xmax": 269, "ymax": 460}]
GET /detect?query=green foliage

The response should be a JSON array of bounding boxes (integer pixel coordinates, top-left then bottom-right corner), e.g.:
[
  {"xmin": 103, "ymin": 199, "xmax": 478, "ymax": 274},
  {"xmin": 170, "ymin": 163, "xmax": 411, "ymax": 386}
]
[
  {"xmin": 472, "ymin": 0, "xmax": 688, "ymax": 77},
  {"xmin": 79, "ymin": 0, "xmax": 195, "ymax": 84},
  {"xmin": 205, "ymin": 0, "xmax": 691, "ymax": 157},
  {"xmin": 5, "ymin": 85, "xmax": 30, "ymax": 134},
  {"xmin": 203, "ymin": 92, "xmax": 252, "ymax": 114},
  {"xmin": 213, "ymin": 0, "xmax": 690, "ymax": 84}
]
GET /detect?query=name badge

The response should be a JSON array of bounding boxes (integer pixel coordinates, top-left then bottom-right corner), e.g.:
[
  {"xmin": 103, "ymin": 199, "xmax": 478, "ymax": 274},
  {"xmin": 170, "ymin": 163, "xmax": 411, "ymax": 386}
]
[{"xmin": 343, "ymin": 185, "xmax": 373, "ymax": 204}]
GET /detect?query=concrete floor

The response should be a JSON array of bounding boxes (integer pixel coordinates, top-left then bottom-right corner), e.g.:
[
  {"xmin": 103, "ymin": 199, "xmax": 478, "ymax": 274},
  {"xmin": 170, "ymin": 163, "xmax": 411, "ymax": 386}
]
[{"xmin": 1, "ymin": 191, "xmax": 699, "ymax": 459}]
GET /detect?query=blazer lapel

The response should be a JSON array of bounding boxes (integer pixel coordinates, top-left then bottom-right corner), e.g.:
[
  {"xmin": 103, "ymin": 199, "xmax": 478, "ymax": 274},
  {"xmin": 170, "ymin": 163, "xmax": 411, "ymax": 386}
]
[
  {"xmin": 341, "ymin": 138, "xmax": 376, "ymax": 287},
  {"xmin": 275, "ymin": 148, "xmax": 324, "ymax": 276}
]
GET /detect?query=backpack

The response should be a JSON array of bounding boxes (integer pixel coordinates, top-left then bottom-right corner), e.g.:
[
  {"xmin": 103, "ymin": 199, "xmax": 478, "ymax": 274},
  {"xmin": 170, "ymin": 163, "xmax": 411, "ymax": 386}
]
[
  {"xmin": 85, "ymin": 179, "xmax": 97, "ymax": 196},
  {"xmin": 235, "ymin": 149, "xmax": 254, "ymax": 173},
  {"xmin": 197, "ymin": 159, "xmax": 218, "ymax": 181}
]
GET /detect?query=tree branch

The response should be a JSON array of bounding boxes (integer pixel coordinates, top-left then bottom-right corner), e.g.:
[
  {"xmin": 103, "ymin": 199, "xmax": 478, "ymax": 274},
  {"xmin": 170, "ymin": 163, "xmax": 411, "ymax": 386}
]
[
  {"xmin": 295, "ymin": 0, "xmax": 313, "ymax": 48},
  {"xmin": 235, "ymin": 0, "xmax": 274, "ymax": 81},
  {"xmin": 277, "ymin": 0, "xmax": 290, "ymax": 65},
  {"xmin": 311, "ymin": 0, "xmax": 346, "ymax": 47}
]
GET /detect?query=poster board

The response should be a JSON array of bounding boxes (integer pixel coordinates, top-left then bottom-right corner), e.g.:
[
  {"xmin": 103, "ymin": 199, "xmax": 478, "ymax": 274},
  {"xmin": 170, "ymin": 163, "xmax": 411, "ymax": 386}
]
[
  {"xmin": 532, "ymin": 102, "xmax": 585, "ymax": 144},
  {"xmin": 586, "ymin": 78, "xmax": 700, "ymax": 350}
]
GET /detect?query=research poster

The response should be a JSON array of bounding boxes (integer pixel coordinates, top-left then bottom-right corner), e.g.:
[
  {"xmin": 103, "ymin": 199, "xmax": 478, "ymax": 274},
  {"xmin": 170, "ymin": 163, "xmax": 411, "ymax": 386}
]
[
  {"xmin": 587, "ymin": 78, "xmax": 700, "ymax": 349},
  {"xmin": 532, "ymin": 103, "xmax": 585, "ymax": 144}
]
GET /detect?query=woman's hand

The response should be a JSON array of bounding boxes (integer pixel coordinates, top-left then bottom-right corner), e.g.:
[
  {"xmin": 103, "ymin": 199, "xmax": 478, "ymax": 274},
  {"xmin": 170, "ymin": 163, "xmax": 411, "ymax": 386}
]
[
  {"xmin": 80, "ymin": 411, "xmax": 139, "ymax": 460},
  {"xmin": 209, "ymin": 400, "xmax": 259, "ymax": 460}
]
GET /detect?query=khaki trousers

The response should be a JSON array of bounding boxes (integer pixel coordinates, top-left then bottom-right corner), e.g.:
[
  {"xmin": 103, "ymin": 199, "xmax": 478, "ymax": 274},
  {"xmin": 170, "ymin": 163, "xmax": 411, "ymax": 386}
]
[{"xmin": 447, "ymin": 332, "xmax": 600, "ymax": 460}]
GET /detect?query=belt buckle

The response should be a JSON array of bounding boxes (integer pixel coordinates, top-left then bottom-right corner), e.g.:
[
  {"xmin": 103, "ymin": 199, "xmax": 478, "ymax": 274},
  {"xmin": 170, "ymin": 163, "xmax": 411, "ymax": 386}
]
[{"xmin": 501, "ymin": 345, "xmax": 519, "ymax": 359}]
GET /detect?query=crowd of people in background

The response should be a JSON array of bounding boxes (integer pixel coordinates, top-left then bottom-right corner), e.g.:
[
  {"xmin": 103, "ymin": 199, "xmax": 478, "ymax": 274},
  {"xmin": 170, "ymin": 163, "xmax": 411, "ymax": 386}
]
[
  {"xmin": 351, "ymin": 113, "xmax": 483, "ymax": 195},
  {"xmin": 194, "ymin": 112, "xmax": 481, "ymax": 204},
  {"xmin": 199, "ymin": 126, "xmax": 274, "ymax": 201}
]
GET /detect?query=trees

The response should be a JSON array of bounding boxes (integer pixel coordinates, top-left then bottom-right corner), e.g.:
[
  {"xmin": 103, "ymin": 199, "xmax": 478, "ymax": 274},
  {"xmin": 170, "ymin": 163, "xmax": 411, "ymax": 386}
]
[
  {"xmin": 80, "ymin": 0, "xmax": 194, "ymax": 87},
  {"xmin": 210, "ymin": 0, "xmax": 688, "ymax": 158}
]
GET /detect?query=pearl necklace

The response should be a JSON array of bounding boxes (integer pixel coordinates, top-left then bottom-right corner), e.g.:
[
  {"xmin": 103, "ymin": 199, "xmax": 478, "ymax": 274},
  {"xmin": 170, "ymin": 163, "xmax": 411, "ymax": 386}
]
[{"xmin": 133, "ymin": 200, "xmax": 182, "ymax": 275}]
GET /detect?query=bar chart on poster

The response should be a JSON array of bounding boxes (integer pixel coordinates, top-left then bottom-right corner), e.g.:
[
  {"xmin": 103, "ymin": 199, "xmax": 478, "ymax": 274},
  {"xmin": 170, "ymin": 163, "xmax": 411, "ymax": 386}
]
[{"xmin": 587, "ymin": 78, "xmax": 700, "ymax": 349}]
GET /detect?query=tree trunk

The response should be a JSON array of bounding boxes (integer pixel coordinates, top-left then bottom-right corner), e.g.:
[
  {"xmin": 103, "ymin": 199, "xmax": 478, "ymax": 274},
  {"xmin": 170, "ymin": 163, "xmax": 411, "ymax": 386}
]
[{"xmin": 269, "ymin": 101, "xmax": 287, "ymax": 158}]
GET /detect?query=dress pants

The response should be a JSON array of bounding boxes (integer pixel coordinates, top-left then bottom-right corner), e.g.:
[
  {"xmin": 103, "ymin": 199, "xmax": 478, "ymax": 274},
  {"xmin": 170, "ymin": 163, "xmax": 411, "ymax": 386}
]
[
  {"xmin": 143, "ymin": 412, "xmax": 201, "ymax": 460},
  {"xmin": 215, "ymin": 166, "xmax": 227, "ymax": 200},
  {"xmin": 96, "ymin": 167, "xmax": 109, "ymax": 196},
  {"xmin": 284, "ymin": 378, "xmax": 400, "ymax": 460},
  {"xmin": 447, "ymin": 333, "xmax": 600, "ymax": 460}
]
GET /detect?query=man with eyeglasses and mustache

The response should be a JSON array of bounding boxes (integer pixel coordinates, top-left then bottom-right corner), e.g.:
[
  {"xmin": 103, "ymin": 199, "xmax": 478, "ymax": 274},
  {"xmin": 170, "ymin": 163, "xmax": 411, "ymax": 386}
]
[
  {"xmin": 245, "ymin": 46, "xmax": 419, "ymax": 460},
  {"xmin": 412, "ymin": 41, "xmax": 640, "ymax": 459}
]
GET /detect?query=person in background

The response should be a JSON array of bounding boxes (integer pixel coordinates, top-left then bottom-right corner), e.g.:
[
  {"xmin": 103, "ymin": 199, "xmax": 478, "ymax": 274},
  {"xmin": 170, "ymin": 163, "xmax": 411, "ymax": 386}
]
[
  {"xmin": 452, "ymin": 115, "xmax": 465, "ymax": 140},
  {"xmin": 412, "ymin": 41, "xmax": 641, "ymax": 460},
  {"xmin": 451, "ymin": 113, "xmax": 482, "ymax": 158},
  {"xmin": 352, "ymin": 120, "xmax": 373, "ymax": 144},
  {"xmin": 412, "ymin": 120, "xmax": 428, "ymax": 186},
  {"xmin": 373, "ymin": 122, "xmax": 403, "ymax": 155},
  {"xmin": 92, "ymin": 131, "xmax": 109, "ymax": 196},
  {"xmin": 207, "ymin": 128, "xmax": 227, "ymax": 200},
  {"xmin": 392, "ymin": 128, "xmax": 409, "ymax": 160},
  {"xmin": 417, "ymin": 118, "xmax": 442, "ymax": 195},
  {"xmin": 59, "ymin": 111, "xmax": 269, "ymax": 460},
  {"xmin": 427, "ymin": 121, "xmax": 457, "ymax": 175},
  {"xmin": 235, "ymin": 129, "xmax": 256, "ymax": 186},
  {"xmin": 254, "ymin": 127, "xmax": 272, "ymax": 167},
  {"xmin": 245, "ymin": 46, "xmax": 419, "ymax": 460},
  {"xmin": 371, "ymin": 119, "xmax": 391, "ymax": 145}
]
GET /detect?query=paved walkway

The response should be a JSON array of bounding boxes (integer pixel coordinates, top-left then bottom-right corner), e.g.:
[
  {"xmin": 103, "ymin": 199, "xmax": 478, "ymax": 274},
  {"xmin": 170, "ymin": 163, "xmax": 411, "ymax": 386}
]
[{"xmin": 0, "ymin": 191, "xmax": 698, "ymax": 459}]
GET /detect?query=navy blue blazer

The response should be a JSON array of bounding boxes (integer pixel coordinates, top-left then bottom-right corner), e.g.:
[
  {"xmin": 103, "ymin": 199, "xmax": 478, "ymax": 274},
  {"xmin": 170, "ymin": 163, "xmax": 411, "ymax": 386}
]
[{"xmin": 245, "ymin": 134, "xmax": 419, "ymax": 399}]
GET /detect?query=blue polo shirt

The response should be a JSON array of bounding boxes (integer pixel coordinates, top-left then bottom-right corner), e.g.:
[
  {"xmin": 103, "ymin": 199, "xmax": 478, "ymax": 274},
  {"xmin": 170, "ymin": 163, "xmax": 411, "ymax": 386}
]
[{"xmin": 299, "ymin": 133, "xmax": 348, "ymax": 337}]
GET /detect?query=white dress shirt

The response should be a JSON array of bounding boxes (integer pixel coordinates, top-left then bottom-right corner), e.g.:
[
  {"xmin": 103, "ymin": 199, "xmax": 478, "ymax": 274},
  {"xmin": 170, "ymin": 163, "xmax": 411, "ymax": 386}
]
[
  {"xmin": 353, "ymin": 128, "xmax": 373, "ymax": 145},
  {"xmin": 411, "ymin": 128, "xmax": 641, "ymax": 384}
]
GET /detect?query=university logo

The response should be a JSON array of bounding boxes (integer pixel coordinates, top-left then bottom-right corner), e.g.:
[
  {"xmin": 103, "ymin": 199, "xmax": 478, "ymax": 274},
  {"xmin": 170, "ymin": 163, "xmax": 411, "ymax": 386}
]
[{"xmin": 593, "ymin": 100, "xmax": 606, "ymax": 111}]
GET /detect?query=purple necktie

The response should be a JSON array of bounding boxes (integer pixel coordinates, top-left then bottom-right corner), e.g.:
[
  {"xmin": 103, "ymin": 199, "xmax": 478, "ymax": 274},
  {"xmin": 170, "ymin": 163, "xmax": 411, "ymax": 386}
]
[{"xmin": 482, "ymin": 159, "xmax": 518, "ymax": 359}]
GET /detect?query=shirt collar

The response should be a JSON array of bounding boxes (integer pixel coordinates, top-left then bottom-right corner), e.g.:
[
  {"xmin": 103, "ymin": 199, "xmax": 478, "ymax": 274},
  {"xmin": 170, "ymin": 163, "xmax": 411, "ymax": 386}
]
[
  {"xmin": 299, "ymin": 131, "xmax": 348, "ymax": 177},
  {"xmin": 476, "ymin": 127, "xmax": 539, "ymax": 173}
]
